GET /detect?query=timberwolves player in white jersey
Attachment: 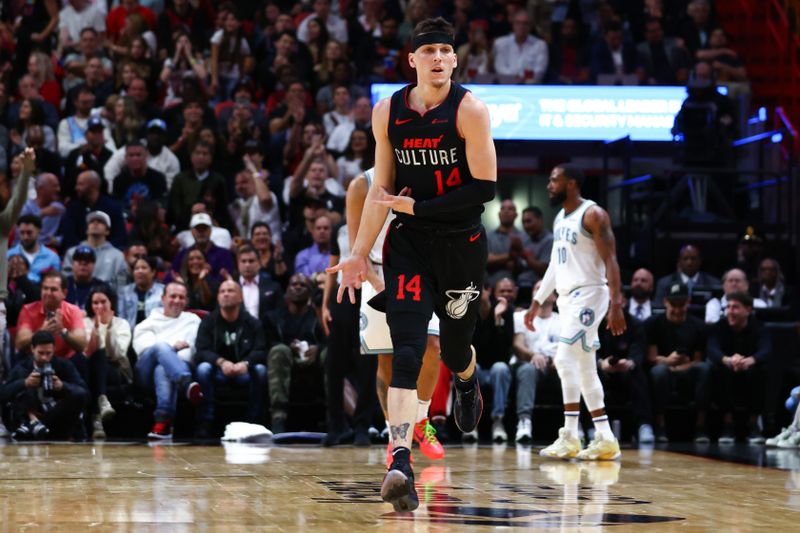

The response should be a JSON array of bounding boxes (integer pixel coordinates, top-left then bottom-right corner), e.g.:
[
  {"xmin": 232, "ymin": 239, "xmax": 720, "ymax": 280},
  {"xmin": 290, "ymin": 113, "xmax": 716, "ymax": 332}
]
[
  {"xmin": 346, "ymin": 168, "xmax": 446, "ymax": 466},
  {"xmin": 524, "ymin": 164, "xmax": 627, "ymax": 460}
]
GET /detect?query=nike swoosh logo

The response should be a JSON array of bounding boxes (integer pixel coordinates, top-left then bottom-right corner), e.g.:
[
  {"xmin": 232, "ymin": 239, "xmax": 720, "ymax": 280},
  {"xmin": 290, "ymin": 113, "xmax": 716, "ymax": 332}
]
[
  {"xmin": 395, "ymin": 118, "xmax": 413, "ymax": 125},
  {"xmin": 469, "ymin": 232, "xmax": 481, "ymax": 242}
]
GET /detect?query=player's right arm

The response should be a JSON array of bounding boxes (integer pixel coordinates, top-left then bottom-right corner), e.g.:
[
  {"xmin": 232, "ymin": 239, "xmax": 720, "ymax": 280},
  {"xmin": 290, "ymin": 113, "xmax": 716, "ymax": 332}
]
[{"xmin": 326, "ymin": 98, "xmax": 394, "ymax": 303}]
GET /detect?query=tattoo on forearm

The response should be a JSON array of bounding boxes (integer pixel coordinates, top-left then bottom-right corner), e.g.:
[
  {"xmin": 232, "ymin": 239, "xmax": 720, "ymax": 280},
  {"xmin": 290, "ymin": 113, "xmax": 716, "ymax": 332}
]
[{"xmin": 390, "ymin": 423, "xmax": 410, "ymax": 442}]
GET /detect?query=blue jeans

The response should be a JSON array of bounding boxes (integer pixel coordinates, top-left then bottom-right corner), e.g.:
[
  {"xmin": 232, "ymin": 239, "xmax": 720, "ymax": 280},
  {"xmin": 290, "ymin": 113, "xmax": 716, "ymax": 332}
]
[
  {"xmin": 476, "ymin": 362, "xmax": 511, "ymax": 419},
  {"xmin": 136, "ymin": 343, "xmax": 192, "ymax": 421},
  {"xmin": 196, "ymin": 361, "xmax": 267, "ymax": 423}
]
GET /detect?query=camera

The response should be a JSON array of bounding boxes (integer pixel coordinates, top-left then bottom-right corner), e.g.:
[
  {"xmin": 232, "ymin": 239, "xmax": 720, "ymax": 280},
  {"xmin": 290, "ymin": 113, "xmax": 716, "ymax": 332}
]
[{"xmin": 39, "ymin": 364, "xmax": 55, "ymax": 397}]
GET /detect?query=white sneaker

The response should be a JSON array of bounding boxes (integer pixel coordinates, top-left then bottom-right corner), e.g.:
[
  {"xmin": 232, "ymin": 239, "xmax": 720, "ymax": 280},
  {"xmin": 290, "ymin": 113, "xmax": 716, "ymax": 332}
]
[
  {"xmin": 492, "ymin": 418, "xmax": 508, "ymax": 442},
  {"xmin": 777, "ymin": 429, "xmax": 800, "ymax": 449},
  {"xmin": 97, "ymin": 395, "xmax": 115, "ymax": 422},
  {"xmin": 766, "ymin": 426, "xmax": 797, "ymax": 447},
  {"xmin": 515, "ymin": 418, "xmax": 532, "ymax": 443},
  {"xmin": 92, "ymin": 415, "xmax": 106, "ymax": 440}
]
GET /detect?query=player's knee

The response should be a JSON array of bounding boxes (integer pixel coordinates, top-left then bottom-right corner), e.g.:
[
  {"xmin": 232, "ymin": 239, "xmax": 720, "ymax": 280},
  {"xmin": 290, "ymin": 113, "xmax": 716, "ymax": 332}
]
[{"xmin": 391, "ymin": 345, "xmax": 423, "ymax": 389}]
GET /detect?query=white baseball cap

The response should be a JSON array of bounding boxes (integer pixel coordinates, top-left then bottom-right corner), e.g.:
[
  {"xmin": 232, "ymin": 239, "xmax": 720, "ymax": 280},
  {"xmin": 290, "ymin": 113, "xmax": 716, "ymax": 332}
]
[{"xmin": 190, "ymin": 213, "xmax": 213, "ymax": 228}]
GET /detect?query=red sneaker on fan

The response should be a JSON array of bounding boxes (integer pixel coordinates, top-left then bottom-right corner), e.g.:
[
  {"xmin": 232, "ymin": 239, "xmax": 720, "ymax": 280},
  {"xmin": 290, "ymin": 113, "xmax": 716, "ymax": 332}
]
[
  {"xmin": 148, "ymin": 420, "xmax": 173, "ymax": 439},
  {"xmin": 414, "ymin": 418, "xmax": 445, "ymax": 460}
]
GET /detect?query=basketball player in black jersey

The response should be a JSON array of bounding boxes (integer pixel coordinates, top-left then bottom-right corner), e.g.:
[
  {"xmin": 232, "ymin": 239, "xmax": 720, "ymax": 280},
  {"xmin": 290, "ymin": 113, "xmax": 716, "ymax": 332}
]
[{"xmin": 328, "ymin": 17, "xmax": 497, "ymax": 512}]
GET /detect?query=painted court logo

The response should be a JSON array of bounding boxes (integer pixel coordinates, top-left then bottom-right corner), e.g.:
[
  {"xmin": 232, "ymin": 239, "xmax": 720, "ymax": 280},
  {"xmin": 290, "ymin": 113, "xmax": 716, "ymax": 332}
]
[
  {"xmin": 445, "ymin": 283, "xmax": 481, "ymax": 319},
  {"xmin": 579, "ymin": 308, "xmax": 595, "ymax": 327}
]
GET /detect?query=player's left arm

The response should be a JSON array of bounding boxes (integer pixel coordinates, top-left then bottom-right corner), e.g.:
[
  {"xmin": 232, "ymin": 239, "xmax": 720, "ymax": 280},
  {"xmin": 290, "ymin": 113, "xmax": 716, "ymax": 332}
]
[
  {"xmin": 584, "ymin": 205, "xmax": 626, "ymax": 335},
  {"xmin": 406, "ymin": 94, "xmax": 497, "ymax": 216}
]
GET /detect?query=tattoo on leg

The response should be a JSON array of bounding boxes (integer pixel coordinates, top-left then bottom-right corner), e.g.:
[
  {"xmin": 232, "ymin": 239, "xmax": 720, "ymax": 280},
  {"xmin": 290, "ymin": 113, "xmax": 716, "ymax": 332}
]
[{"xmin": 391, "ymin": 423, "xmax": 410, "ymax": 442}]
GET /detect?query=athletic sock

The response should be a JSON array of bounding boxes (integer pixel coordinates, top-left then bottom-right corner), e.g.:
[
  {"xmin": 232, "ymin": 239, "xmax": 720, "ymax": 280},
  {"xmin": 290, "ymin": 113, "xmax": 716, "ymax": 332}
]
[
  {"xmin": 392, "ymin": 446, "xmax": 411, "ymax": 466},
  {"xmin": 416, "ymin": 400, "xmax": 431, "ymax": 424},
  {"xmin": 565, "ymin": 411, "xmax": 580, "ymax": 434},
  {"xmin": 593, "ymin": 415, "xmax": 615, "ymax": 440}
]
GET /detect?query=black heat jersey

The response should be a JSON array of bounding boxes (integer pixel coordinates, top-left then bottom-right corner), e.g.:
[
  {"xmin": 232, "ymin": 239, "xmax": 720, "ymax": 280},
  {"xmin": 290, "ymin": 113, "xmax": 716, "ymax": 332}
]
[{"xmin": 387, "ymin": 82, "xmax": 483, "ymax": 230}]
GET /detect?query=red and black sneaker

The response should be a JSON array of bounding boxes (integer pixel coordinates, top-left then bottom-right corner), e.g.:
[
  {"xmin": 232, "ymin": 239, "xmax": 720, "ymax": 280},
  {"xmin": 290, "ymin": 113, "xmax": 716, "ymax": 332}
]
[
  {"xmin": 186, "ymin": 382, "xmax": 204, "ymax": 406},
  {"xmin": 413, "ymin": 418, "xmax": 445, "ymax": 460},
  {"xmin": 148, "ymin": 420, "xmax": 173, "ymax": 439}
]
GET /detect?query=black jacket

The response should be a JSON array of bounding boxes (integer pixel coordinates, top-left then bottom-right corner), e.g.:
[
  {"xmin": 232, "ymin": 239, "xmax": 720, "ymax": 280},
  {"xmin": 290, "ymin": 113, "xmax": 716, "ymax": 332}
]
[
  {"xmin": 194, "ymin": 306, "xmax": 268, "ymax": 366},
  {"xmin": 707, "ymin": 317, "xmax": 772, "ymax": 366},
  {"xmin": 0, "ymin": 357, "xmax": 88, "ymax": 404}
]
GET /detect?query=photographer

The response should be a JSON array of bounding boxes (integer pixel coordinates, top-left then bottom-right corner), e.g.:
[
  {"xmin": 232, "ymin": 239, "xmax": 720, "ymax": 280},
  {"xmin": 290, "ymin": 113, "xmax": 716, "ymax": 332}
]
[{"xmin": 0, "ymin": 331, "xmax": 88, "ymax": 440}]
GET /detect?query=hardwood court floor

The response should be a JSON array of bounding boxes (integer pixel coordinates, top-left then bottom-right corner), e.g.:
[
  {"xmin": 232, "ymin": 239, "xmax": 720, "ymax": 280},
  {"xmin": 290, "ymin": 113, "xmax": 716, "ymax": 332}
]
[{"xmin": 1, "ymin": 441, "xmax": 799, "ymax": 531}]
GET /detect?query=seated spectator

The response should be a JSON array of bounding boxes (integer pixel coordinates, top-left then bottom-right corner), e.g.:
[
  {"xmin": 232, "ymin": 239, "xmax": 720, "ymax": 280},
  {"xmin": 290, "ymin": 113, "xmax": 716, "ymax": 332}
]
[
  {"xmin": 168, "ymin": 99, "xmax": 211, "ymax": 167},
  {"xmin": 706, "ymin": 268, "xmax": 766, "ymax": 323},
  {"xmin": 63, "ymin": 211, "xmax": 128, "ymax": 293},
  {"xmin": 470, "ymin": 278, "xmax": 517, "ymax": 442},
  {"xmin": 62, "ymin": 29, "xmax": 114, "ymax": 97},
  {"xmin": 173, "ymin": 245, "xmax": 222, "ymax": 312},
  {"xmin": 8, "ymin": 215, "xmax": 61, "ymax": 284},
  {"xmin": 15, "ymin": 272, "xmax": 88, "ymax": 390},
  {"xmin": 106, "ymin": 0, "xmax": 156, "ymax": 44},
  {"xmin": 25, "ymin": 126, "xmax": 64, "ymax": 180},
  {"xmin": 57, "ymin": 87, "xmax": 105, "ymax": 159},
  {"xmin": 62, "ymin": 120, "xmax": 116, "ymax": 206},
  {"xmin": 335, "ymin": 127, "xmax": 373, "ymax": 189},
  {"xmin": 169, "ymin": 141, "xmax": 227, "ymax": 232},
  {"xmin": 117, "ymin": 256, "xmax": 164, "ymax": 329},
  {"xmin": 282, "ymin": 198, "xmax": 336, "ymax": 268},
  {"xmin": 597, "ymin": 299, "xmax": 654, "ymax": 443},
  {"xmin": 284, "ymin": 158, "xmax": 345, "ymax": 227},
  {"xmin": 194, "ymin": 280, "xmax": 268, "ymax": 437},
  {"xmin": 315, "ymin": 59, "xmax": 368, "ymax": 116},
  {"xmin": 209, "ymin": 6, "xmax": 254, "ymax": 102},
  {"xmin": 590, "ymin": 20, "xmax": 639, "ymax": 83},
  {"xmin": 19, "ymin": 173, "xmax": 64, "ymax": 248},
  {"xmin": 82, "ymin": 286, "xmax": 132, "ymax": 439},
  {"xmin": 326, "ymin": 95, "xmax": 371, "ymax": 155},
  {"xmin": 696, "ymin": 28, "xmax": 747, "ymax": 82},
  {"xmin": 175, "ymin": 204, "xmax": 233, "ymax": 251},
  {"xmin": 108, "ymin": 141, "xmax": 168, "ymax": 210},
  {"xmin": 492, "ymin": 10, "xmax": 548, "ymax": 84},
  {"xmin": 517, "ymin": 206, "xmax": 553, "ymax": 296},
  {"xmin": 0, "ymin": 331, "xmax": 88, "ymax": 441},
  {"xmin": 61, "ymin": 170, "xmax": 126, "ymax": 250},
  {"xmin": 486, "ymin": 199, "xmax": 526, "ymax": 288},
  {"xmin": 160, "ymin": 32, "xmax": 208, "ymax": 110},
  {"xmin": 133, "ymin": 282, "xmax": 202, "ymax": 439},
  {"xmin": 156, "ymin": 0, "xmax": 208, "ymax": 57},
  {"xmin": 107, "ymin": 95, "xmax": 145, "ymax": 149},
  {"xmin": 250, "ymin": 222, "xmax": 288, "ymax": 286},
  {"xmin": 284, "ymin": 120, "xmax": 338, "ymax": 186},
  {"xmin": 455, "ymin": 20, "xmax": 491, "ymax": 84},
  {"xmin": 636, "ymin": 17, "xmax": 690, "ymax": 85},
  {"xmin": 545, "ymin": 17, "xmax": 590, "ymax": 85},
  {"xmin": 25, "ymin": 52, "xmax": 61, "ymax": 112},
  {"xmin": 294, "ymin": 215, "xmax": 332, "ymax": 279},
  {"xmin": 10, "ymin": 98, "xmax": 57, "ymax": 154},
  {"xmin": 6, "ymin": 255, "xmax": 40, "ymax": 333},
  {"xmin": 266, "ymin": 274, "xmax": 325, "ymax": 434},
  {"xmin": 65, "ymin": 246, "xmax": 109, "ymax": 313},
  {"xmin": 229, "ymin": 159, "xmax": 281, "ymax": 245},
  {"xmin": 654, "ymin": 244, "xmax": 721, "ymax": 301},
  {"xmin": 754, "ymin": 258, "xmax": 797, "ymax": 312},
  {"xmin": 680, "ymin": 0, "xmax": 716, "ymax": 58},
  {"xmin": 512, "ymin": 280, "xmax": 560, "ymax": 443},
  {"xmin": 106, "ymin": 120, "xmax": 180, "ymax": 190},
  {"xmin": 170, "ymin": 213, "xmax": 235, "ymax": 282},
  {"xmin": 58, "ymin": 0, "xmax": 107, "ymax": 51},
  {"xmin": 707, "ymin": 292, "xmax": 772, "ymax": 444},
  {"xmin": 628, "ymin": 268, "xmax": 655, "ymax": 323},
  {"xmin": 235, "ymin": 244, "xmax": 283, "ymax": 320},
  {"xmin": 646, "ymin": 282, "xmax": 711, "ymax": 442},
  {"xmin": 8, "ymin": 76, "xmax": 59, "ymax": 132},
  {"xmin": 128, "ymin": 199, "xmax": 175, "ymax": 263},
  {"xmin": 323, "ymin": 86, "xmax": 353, "ymax": 137},
  {"xmin": 297, "ymin": 0, "xmax": 348, "ymax": 44},
  {"xmin": 64, "ymin": 58, "xmax": 115, "ymax": 116}
]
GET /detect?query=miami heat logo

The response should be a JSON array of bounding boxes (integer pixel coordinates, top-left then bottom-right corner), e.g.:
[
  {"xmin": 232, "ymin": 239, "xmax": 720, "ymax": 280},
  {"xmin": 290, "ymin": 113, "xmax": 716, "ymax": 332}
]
[{"xmin": 445, "ymin": 283, "xmax": 481, "ymax": 319}]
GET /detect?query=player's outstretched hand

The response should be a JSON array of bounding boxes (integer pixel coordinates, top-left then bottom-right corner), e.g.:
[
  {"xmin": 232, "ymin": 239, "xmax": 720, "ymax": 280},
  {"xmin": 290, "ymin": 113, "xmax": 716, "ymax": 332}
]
[
  {"xmin": 606, "ymin": 305, "xmax": 627, "ymax": 336},
  {"xmin": 524, "ymin": 300, "xmax": 540, "ymax": 332},
  {"xmin": 373, "ymin": 186, "xmax": 415, "ymax": 215},
  {"xmin": 326, "ymin": 255, "xmax": 369, "ymax": 304}
]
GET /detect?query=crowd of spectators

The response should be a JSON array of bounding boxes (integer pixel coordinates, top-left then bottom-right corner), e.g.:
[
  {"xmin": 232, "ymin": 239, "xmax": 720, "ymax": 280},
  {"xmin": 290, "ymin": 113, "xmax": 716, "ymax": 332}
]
[{"xmin": 0, "ymin": 0, "xmax": 786, "ymax": 445}]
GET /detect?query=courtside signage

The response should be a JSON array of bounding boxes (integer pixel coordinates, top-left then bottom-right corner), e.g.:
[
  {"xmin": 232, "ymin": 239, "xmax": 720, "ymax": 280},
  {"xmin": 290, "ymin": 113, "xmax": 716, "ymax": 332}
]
[{"xmin": 371, "ymin": 84, "xmax": 687, "ymax": 142}]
